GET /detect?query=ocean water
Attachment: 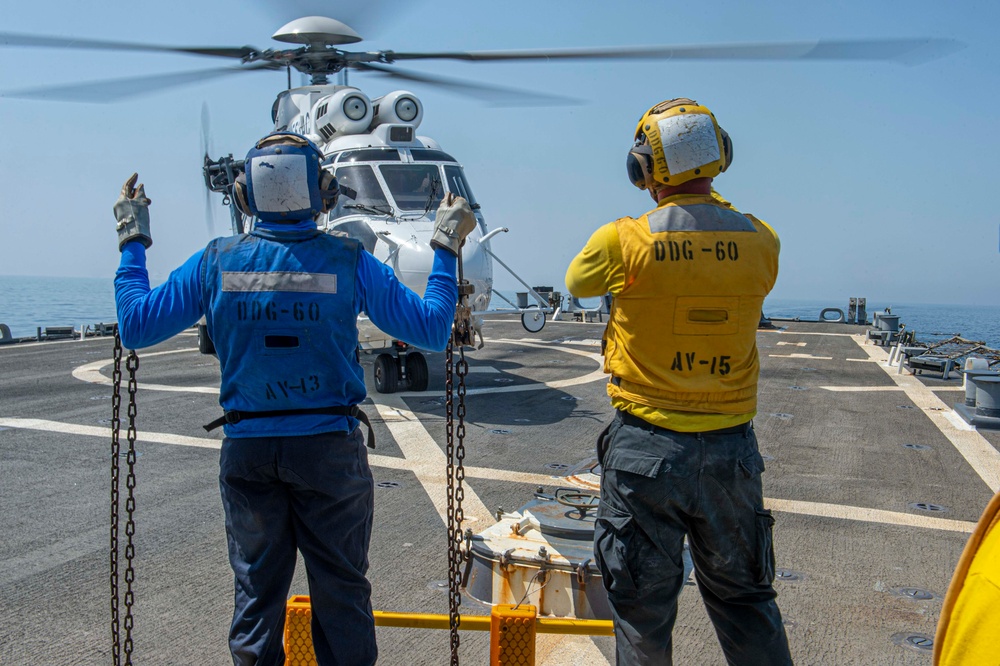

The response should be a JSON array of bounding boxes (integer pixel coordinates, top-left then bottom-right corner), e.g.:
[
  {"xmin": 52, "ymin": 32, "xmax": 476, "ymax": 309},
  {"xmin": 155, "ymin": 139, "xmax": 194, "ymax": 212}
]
[
  {"xmin": 1, "ymin": 276, "xmax": 997, "ymax": 349},
  {"xmin": 0, "ymin": 276, "xmax": 118, "ymax": 339},
  {"xmin": 762, "ymin": 297, "xmax": 1000, "ymax": 349}
]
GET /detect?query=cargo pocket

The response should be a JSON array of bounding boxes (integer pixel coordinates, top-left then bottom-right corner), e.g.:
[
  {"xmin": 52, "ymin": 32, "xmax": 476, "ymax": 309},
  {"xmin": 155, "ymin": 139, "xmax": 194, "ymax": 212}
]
[
  {"xmin": 739, "ymin": 450, "xmax": 766, "ymax": 479},
  {"xmin": 594, "ymin": 502, "xmax": 638, "ymax": 596},
  {"xmin": 755, "ymin": 507, "xmax": 776, "ymax": 585}
]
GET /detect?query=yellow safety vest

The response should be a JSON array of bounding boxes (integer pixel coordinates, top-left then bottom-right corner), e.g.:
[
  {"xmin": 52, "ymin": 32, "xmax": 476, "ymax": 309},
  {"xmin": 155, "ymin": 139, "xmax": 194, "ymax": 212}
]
[
  {"xmin": 604, "ymin": 195, "xmax": 779, "ymax": 415},
  {"xmin": 934, "ymin": 490, "xmax": 1000, "ymax": 665}
]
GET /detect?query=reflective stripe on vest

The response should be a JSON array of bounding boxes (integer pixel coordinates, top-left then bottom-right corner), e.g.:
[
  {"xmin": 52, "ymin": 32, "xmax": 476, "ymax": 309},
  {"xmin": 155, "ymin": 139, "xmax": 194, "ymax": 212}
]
[{"xmin": 604, "ymin": 198, "xmax": 779, "ymax": 414}]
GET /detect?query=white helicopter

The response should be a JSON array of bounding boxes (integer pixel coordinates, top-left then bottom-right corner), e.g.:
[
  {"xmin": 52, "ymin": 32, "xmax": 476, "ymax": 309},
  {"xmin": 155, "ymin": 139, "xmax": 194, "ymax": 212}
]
[{"xmin": 1, "ymin": 15, "xmax": 960, "ymax": 392}]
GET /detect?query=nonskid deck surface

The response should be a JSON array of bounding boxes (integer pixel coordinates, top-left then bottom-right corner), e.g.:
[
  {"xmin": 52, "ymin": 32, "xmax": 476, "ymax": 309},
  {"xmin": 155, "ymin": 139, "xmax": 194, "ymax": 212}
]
[{"xmin": 2, "ymin": 315, "xmax": 998, "ymax": 665}]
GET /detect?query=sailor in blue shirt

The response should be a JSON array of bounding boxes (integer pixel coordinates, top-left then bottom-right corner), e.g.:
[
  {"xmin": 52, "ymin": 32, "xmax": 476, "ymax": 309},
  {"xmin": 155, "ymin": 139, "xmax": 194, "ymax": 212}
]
[{"xmin": 113, "ymin": 132, "xmax": 475, "ymax": 666}]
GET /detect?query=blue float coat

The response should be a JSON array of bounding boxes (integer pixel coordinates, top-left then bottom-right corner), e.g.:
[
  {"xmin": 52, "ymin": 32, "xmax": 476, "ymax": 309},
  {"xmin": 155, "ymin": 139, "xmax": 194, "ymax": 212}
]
[{"xmin": 115, "ymin": 218, "xmax": 458, "ymax": 436}]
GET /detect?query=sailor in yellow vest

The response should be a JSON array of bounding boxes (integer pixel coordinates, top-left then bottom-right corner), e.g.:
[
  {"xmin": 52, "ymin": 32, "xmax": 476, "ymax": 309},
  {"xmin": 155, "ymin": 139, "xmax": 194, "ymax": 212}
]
[
  {"xmin": 567, "ymin": 99, "xmax": 792, "ymax": 665},
  {"xmin": 934, "ymin": 488, "xmax": 1000, "ymax": 665}
]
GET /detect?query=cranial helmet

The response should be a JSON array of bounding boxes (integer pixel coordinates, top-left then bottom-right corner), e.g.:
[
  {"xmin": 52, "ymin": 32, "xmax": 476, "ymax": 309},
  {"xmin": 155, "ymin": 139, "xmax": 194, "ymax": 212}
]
[
  {"xmin": 233, "ymin": 132, "xmax": 339, "ymax": 221},
  {"xmin": 626, "ymin": 98, "xmax": 733, "ymax": 191}
]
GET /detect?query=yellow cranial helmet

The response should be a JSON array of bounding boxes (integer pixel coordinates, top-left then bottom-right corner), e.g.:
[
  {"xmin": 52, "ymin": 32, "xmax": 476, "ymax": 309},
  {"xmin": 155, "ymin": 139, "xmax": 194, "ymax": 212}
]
[{"xmin": 626, "ymin": 98, "xmax": 732, "ymax": 190}]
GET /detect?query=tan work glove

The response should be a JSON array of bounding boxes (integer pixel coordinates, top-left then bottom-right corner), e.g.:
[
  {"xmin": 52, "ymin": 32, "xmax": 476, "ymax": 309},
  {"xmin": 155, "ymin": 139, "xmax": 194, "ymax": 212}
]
[
  {"xmin": 114, "ymin": 173, "xmax": 153, "ymax": 251},
  {"xmin": 430, "ymin": 193, "xmax": 476, "ymax": 256}
]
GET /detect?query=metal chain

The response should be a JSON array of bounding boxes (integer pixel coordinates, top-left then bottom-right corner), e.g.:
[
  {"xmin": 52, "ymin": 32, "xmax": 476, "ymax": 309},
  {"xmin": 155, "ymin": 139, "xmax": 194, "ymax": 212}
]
[
  {"xmin": 445, "ymin": 337, "xmax": 460, "ymax": 664},
  {"xmin": 446, "ymin": 265, "xmax": 473, "ymax": 665},
  {"xmin": 122, "ymin": 351, "xmax": 139, "ymax": 665},
  {"xmin": 110, "ymin": 329, "xmax": 139, "ymax": 666},
  {"xmin": 110, "ymin": 330, "xmax": 123, "ymax": 666}
]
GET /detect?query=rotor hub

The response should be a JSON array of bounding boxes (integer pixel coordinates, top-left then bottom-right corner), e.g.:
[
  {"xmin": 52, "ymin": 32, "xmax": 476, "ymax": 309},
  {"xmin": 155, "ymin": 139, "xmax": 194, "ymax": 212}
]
[{"xmin": 272, "ymin": 16, "xmax": 363, "ymax": 47}]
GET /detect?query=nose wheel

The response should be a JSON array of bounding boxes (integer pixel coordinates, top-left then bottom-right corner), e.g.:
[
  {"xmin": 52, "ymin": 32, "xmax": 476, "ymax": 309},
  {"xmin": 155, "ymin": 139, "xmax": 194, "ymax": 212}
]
[{"xmin": 373, "ymin": 348, "xmax": 429, "ymax": 393}]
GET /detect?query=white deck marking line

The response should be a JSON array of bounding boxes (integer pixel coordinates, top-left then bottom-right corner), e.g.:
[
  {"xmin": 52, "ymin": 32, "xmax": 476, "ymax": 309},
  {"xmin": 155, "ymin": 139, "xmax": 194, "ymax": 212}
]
[
  {"xmin": 944, "ymin": 411, "xmax": 977, "ymax": 432},
  {"xmin": 776, "ymin": 341, "xmax": 807, "ymax": 347},
  {"xmin": 369, "ymin": 395, "xmax": 611, "ymax": 665},
  {"xmin": 819, "ymin": 386, "xmax": 903, "ymax": 392},
  {"xmin": 0, "ymin": 336, "xmax": 111, "ymax": 350},
  {"xmin": 856, "ymin": 335, "xmax": 1000, "ymax": 493},
  {"xmin": 72, "ymin": 347, "xmax": 218, "ymax": 393},
  {"xmin": 765, "ymin": 497, "xmax": 975, "ymax": 533},
  {"xmin": 0, "ymin": 418, "xmax": 220, "ymax": 449},
  {"xmin": 70, "ymin": 340, "xmax": 603, "ymax": 399},
  {"xmin": 846, "ymin": 358, "xmax": 877, "ymax": 362},
  {"xmin": 769, "ymin": 353, "xmax": 834, "ymax": 360},
  {"xmin": 370, "ymin": 396, "xmax": 491, "ymax": 525},
  {"xmin": 371, "ymin": 455, "xmax": 558, "ymax": 487},
  {"xmin": 761, "ymin": 330, "xmax": 856, "ymax": 337},
  {"xmin": 1, "ymin": 417, "xmax": 981, "ymax": 537},
  {"xmin": 467, "ymin": 366, "xmax": 500, "ymax": 374},
  {"xmin": 481, "ymin": 318, "xmax": 606, "ymax": 326}
]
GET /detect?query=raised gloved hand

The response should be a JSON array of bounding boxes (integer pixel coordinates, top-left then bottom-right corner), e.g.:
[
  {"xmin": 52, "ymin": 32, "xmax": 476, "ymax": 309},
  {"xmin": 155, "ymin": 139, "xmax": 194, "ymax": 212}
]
[
  {"xmin": 114, "ymin": 173, "xmax": 152, "ymax": 251},
  {"xmin": 430, "ymin": 193, "xmax": 476, "ymax": 256}
]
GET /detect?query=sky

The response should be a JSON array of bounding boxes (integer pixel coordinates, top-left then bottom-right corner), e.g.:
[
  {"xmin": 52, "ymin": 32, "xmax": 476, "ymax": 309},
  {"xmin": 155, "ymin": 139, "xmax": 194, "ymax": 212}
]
[{"xmin": 0, "ymin": 0, "xmax": 997, "ymax": 308}]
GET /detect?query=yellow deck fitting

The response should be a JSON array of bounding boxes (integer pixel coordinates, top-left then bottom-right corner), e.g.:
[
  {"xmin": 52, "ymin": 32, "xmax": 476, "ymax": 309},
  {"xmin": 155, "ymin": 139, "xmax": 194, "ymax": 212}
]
[
  {"xmin": 283, "ymin": 596, "xmax": 612, "ymax": 664},
  {"xmin": 490, "ymin": 604, "xmax": 536, "ymax": 666},
  {"xmin": 284, "ymin": 595, "xmax": 318, "ymax": 666}
]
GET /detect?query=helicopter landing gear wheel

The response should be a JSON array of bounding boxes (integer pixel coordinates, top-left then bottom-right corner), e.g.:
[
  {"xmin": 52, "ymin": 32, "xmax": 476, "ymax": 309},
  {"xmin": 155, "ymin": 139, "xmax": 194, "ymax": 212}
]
[
  {"xmin": 405, "ymin": 352, "xmax": 429, "ymax": 392},
  {"xmin": 521, "ymin": 306, "xmax": 546, "ymax": 333},
  {"xmin": 374, "ymin": 353, "xmax": 399, "ymax": 394}
]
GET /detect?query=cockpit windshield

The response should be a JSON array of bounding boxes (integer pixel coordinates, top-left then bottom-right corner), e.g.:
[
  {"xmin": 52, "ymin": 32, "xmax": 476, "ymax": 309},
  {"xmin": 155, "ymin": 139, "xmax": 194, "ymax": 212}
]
[
  {"xmin": 379, "ymin": 164, "xmax": 444, "ymax": 212},
  {"xmin": 329, "ymin": 160, "xmax": 481, "ymax": 220},
  {"xmin": 332, "ymin": 165, "xmax": 393, "ymax": 217}
]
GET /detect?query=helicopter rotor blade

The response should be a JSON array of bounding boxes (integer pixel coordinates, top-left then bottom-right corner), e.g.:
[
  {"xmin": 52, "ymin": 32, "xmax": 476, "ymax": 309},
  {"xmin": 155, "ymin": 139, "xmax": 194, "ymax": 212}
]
[
  {"xmin": 383, "ymin": 37, "xmax": 965, "ymax": 67},
  {"xmin": 352, "ymin": 62, "xmax": 580, "ymax": 107},
  {"xmin": 1, "ymin": 62, "xmax": 281, "ymax": 103},
  {"xmin": 201, "ymin": 102, "xmax": 217, "ymax": 237},
  {"xmin": 0, "ymin": 31, "xmax": 259, "ymax": 60}
]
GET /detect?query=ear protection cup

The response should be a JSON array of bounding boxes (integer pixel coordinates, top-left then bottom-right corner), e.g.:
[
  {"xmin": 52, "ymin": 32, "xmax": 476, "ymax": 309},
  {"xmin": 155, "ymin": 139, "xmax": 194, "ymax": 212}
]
[
  {"xmin": 720, "ymin": 128, "xmax": 733, "ymax": 172},
  {"xmin": 233, "ymin": 173, "xmax": 253, "ymax": 217},
  {"xmin": 318, "ymin": 169, "xmax": 340, "ymax": 213},
  {"xmin": 626, "ymin": 142, "xmax": 655, "ymax": 190}
]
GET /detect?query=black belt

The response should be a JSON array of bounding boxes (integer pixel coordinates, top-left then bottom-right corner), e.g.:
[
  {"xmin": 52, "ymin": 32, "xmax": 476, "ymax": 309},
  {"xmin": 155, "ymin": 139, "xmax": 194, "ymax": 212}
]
[
  {"xmin": 203, "ymin": 405, "xmax": 375, "ymax": 449},
  {"xmin": 617, "ymin": 409, "xmax": 751, "ymax": 437}
]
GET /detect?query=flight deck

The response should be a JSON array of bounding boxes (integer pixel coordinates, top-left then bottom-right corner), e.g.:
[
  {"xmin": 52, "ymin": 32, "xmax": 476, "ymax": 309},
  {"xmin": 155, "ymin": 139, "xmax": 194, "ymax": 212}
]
[{"xmin": 2, "ymin": 314, "xmax": 998, "ymax": 665}]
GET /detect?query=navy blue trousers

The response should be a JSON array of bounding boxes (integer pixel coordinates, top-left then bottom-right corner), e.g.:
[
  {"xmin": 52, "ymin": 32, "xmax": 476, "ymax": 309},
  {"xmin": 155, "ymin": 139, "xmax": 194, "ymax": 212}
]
[
  {"xmin": 594, "ymin": 412, "xmax": 792, "ymax": 665},
  {"xmin": 219, "ymin": 429, "xmax": 375, "ymax": 666}
]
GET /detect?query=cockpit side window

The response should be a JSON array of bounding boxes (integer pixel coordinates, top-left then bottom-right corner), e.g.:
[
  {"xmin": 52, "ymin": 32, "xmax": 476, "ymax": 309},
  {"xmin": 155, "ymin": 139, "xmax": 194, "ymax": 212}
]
[
  {"xmin": 379, "ymin": 164, "xmax": 444, "ymax": 212},
  {"xmin": 444, "ymin": 165, "xmax": 479, "ymax": 208}
]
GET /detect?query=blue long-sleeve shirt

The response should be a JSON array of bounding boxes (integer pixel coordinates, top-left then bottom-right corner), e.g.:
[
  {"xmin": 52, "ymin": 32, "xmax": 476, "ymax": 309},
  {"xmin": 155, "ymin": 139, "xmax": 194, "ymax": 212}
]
[{"xmin": 115, "ymin": 219, "xmax": 458, "ymax": 435}]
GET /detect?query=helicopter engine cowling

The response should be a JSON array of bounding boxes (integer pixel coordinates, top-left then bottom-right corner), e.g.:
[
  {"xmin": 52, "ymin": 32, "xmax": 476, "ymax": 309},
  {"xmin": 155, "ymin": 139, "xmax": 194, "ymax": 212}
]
[
  {"xmin": 369, "ymin": 91, "xmax": 423, "ymax": 131},
  {"xmin": 313, "ymin": 88, "xmax": 373, "ymax": 141}
]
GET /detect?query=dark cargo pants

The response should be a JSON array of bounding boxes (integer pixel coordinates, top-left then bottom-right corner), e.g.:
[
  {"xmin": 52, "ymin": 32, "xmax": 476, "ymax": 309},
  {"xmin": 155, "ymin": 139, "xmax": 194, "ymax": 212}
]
[
  {"xmin": 219, "ymin": 429, "xmax": 376, "ymax": 666},
  {"xmin": 594, "ymin": 411, "xmax": 792, "ymax": 665}
]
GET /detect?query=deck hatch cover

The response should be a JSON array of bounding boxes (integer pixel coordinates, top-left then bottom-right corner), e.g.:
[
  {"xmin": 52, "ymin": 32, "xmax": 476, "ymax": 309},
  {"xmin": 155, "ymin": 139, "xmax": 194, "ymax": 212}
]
[
  {"xmin": 891, "ymin": 632, "xmax": 934, "ymax": 652},
  {"xmin": 907, "ymin": 501, "xmax": 948, "ymax": 513}
]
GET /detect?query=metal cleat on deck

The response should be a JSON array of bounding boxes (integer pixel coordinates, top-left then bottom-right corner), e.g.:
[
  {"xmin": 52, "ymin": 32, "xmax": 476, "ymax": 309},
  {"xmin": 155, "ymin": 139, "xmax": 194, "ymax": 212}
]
[{"xmin": 954, "ymin": 356, "xmax": 1000, "ymax": 429}]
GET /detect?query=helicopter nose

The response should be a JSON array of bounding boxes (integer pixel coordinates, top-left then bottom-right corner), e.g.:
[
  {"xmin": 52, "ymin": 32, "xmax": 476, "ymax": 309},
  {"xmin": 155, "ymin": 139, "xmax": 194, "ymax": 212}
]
[{"xmin": 389, "ymin": 232, "xmax": 492, "ymax": 309}]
